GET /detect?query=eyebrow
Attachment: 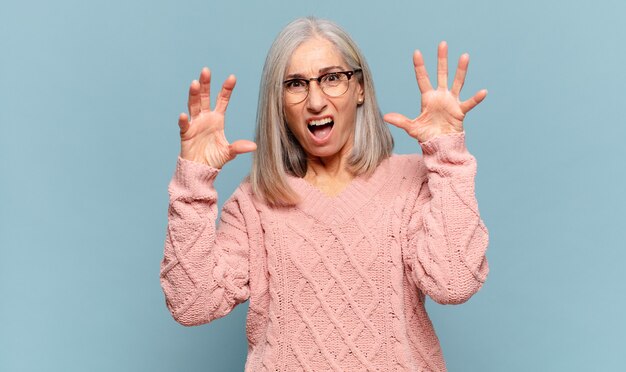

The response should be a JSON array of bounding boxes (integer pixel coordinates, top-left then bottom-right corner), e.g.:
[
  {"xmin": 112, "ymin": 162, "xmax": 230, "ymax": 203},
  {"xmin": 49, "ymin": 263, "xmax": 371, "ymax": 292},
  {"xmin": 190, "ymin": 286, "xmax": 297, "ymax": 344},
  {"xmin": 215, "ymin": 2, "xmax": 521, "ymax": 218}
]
[{"xmin": 285, "ymin": 65, "xmax": 345, "ymax": 80}]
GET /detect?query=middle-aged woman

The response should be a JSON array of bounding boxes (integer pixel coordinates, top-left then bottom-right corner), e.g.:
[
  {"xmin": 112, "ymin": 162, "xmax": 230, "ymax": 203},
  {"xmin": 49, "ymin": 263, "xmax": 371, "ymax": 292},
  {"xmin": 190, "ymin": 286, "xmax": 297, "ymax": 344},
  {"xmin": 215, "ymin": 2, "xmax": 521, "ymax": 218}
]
[{"xmin": 160, "ymin": 16, "xmax": 489, "ymax": 371}]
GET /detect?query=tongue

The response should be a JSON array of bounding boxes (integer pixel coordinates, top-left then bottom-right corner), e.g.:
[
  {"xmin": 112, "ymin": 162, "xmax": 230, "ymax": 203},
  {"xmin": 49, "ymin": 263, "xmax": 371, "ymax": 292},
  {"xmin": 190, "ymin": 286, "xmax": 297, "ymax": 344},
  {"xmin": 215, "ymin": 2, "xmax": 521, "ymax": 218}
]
[{"xmin": 311, "ymin": 123, "xmax": 332, "ymax": 139}]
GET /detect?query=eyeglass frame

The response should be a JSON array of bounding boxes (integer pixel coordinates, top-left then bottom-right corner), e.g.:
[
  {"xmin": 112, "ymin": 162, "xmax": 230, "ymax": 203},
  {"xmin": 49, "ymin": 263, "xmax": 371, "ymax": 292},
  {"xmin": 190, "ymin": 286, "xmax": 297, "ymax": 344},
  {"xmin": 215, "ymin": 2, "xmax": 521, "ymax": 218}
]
[{"xmin": 282, "ymin": 69, "xmax": 363, "ymax": 104}]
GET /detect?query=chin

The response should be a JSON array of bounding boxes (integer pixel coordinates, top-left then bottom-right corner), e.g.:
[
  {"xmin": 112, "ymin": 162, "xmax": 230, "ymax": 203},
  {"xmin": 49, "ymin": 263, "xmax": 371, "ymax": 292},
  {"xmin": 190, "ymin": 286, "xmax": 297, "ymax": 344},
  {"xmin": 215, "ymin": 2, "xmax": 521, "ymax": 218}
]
[{"xmin": 305, "ymin": 141, "xmax": 352, "ymax": 160}]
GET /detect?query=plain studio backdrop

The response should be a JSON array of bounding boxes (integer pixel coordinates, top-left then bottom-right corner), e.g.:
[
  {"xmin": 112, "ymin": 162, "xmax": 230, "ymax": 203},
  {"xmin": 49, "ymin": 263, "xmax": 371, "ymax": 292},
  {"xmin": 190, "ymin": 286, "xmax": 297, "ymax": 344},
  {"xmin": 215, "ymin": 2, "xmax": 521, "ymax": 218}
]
[{"xmin": 1, "ymin": 0, "xmax": 625, "ymax": 371}]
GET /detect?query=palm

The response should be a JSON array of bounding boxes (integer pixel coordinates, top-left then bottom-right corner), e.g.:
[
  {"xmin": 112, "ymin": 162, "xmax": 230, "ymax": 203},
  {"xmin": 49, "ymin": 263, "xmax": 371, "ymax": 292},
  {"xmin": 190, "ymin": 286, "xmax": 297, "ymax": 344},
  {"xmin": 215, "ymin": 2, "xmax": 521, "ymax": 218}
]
[
  {"xmin": 181, "ymin": 109, "xmax": 230, "ymax": 167},
  {"xmin": 384, "ymin": 42, "xmax": 487, "ymax": 143},
  {"xmin": 178, "ymin": 68, "xmax": 256, "ymax": 168}
]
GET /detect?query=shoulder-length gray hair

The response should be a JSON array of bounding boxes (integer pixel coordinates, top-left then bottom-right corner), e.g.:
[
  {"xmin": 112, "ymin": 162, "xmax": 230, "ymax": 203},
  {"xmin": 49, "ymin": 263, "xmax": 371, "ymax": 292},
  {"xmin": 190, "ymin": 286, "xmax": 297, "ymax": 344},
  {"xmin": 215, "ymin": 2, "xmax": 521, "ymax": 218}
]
[{"xmin": 250, "ymin": 17, "xmax": 394, "ymax": 207}]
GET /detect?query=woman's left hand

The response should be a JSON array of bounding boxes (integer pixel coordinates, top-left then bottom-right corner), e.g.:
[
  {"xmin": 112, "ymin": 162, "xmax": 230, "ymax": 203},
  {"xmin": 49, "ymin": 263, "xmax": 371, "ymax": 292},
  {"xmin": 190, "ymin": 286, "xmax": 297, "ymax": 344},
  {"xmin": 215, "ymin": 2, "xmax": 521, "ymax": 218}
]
[{"xmin": 384, "ymin": 41, "xmax": 487, "ymax": 143}]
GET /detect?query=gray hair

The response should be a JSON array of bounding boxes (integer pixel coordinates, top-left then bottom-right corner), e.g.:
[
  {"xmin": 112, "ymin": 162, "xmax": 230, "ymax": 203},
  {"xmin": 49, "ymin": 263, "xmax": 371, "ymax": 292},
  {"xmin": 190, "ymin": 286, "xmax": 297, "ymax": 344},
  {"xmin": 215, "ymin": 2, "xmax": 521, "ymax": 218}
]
[{"xmin": 250, "ymin": 17, "xmax": 394, "ymax": 206}]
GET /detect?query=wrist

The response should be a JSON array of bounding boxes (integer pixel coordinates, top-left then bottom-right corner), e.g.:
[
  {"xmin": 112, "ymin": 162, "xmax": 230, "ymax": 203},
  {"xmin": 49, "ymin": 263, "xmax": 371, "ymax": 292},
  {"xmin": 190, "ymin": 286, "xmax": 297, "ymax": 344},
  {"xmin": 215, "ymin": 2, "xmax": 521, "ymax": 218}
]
[
  {"xmin": 417, "ymin": 126, "xmax": 463, "ymax": 144},
  {"xmin": 420, "ymin": 131, "xmax": 467, "ymax": 156}
]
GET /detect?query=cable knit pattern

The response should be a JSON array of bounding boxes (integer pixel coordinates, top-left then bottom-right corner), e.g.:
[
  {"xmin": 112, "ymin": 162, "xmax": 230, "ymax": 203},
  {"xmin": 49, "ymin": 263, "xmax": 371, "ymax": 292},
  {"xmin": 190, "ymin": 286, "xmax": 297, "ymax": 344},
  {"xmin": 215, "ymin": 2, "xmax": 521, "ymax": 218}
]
[{"xmin": 160, "ymin": 131, "xmax": 489, "ymax": 371}]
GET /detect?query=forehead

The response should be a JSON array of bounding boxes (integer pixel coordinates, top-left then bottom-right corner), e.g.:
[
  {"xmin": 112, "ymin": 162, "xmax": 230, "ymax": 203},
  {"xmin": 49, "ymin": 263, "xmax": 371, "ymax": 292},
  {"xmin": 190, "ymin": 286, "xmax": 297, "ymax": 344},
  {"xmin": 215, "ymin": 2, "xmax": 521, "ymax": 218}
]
[{"xmin": 286, "ymin": 37, "xmax": 347, "ymax": 75}]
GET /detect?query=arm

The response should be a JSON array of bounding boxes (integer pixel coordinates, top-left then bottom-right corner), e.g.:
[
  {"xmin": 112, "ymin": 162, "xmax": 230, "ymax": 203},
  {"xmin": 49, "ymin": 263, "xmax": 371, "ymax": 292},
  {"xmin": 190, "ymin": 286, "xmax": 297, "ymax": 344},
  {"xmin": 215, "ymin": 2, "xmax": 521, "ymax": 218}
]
[
  {"xmin": 403, "ymin": 132, "xmax": 488, "ymax": 304},
  {"xmin": 384, "ymin": 42, "xmax": 490, "ymax": 303},
  {"xmin": 160, "ymin": 156, "xmax": 251, "ymax": 326},
  {"xmin": 160, "ymin": 67, "xmax": 258, "ymax": 326}
]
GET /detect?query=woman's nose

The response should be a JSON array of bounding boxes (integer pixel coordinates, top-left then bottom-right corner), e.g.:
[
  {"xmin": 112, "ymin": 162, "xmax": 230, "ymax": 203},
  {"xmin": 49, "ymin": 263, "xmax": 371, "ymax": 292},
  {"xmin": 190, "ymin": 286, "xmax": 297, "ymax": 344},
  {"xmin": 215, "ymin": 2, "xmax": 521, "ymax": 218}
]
[{"xmin": 305, "ymin": 81, "xmax": 327, "ymax": 112}]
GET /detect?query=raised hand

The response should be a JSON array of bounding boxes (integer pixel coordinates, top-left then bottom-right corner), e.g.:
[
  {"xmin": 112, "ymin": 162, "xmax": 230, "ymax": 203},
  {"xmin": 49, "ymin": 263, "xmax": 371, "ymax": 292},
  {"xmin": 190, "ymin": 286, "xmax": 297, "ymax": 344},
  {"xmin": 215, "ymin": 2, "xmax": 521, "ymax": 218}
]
[
  {"xmin": 384, "ymin": 41, "xmax": 487, "ymax": 143},
  {"xmin": 178, "ymin": 67, "xmax": 257, "ymax": 168}
]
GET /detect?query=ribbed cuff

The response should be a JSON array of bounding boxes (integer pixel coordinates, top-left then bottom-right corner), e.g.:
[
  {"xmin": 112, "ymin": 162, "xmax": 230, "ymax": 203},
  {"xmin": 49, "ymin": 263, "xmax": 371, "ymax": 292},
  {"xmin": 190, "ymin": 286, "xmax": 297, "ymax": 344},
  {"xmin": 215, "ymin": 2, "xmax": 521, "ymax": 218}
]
[
  {"xmin": 419, "ymin": 131, "xmax": 470, "ymax": 164},
  {"xmin": 169, "ymin": 156, "xmax": 220, "ymax": 196}
]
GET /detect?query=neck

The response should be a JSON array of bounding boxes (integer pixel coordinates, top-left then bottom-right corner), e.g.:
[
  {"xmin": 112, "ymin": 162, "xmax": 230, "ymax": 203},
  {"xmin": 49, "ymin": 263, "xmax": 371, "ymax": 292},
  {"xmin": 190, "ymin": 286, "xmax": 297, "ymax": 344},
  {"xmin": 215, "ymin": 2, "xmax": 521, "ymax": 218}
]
[
  {"xmin": 303, "ymin": 145, "xmax": 354, "ymax": 187},
  {"xmin": 306, "ymin": 156, "xmax": 348, "ymax": 179}
]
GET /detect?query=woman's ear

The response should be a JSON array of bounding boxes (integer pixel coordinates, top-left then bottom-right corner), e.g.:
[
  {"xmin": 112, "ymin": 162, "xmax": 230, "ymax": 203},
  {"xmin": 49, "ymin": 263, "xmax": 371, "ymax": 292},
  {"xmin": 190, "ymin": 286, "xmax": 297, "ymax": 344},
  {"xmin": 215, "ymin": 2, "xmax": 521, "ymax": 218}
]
[{"xmin": 357, "ymin": 82, "xmax": 365, "ymax": 104}]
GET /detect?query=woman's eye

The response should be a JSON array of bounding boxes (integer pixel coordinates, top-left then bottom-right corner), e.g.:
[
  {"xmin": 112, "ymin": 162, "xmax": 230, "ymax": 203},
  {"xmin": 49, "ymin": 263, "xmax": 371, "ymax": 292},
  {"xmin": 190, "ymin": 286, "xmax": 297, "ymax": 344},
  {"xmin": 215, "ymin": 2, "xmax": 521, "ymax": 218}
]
[
  {"xmin": 287, "ymin": 80, "xmax": 305, "ymax": 88},
  {"xmin": 326, "ymin": 73, "xmax": 340, "ymax": 82}
]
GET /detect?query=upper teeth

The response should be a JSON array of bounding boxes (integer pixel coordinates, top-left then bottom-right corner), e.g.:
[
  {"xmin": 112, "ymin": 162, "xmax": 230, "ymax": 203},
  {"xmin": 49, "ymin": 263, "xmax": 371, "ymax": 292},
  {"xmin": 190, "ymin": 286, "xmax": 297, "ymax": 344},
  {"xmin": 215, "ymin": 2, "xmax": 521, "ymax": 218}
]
[{"xmin": 308, "ymin": 118, "xmax": 333, "ymax": 126}]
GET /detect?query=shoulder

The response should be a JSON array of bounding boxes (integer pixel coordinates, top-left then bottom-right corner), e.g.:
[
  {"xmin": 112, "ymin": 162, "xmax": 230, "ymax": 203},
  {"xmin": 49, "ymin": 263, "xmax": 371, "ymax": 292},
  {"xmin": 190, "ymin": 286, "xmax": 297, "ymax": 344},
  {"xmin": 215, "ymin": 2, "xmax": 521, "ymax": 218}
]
[
  {"xmin": 369, "ymin": 154, "xmax": 428, "ymax": 201},
  {"xmin": 218, "ymin": 180, "xmax": 267, "ymax": 235},
  {"xmin": 228, "ymin": 177, "xmax": 277, "ymax": 217},
  {"xmin": 386, "ymin": 153, "xmax": 428, "ymax": 180},
  {"xmin": 217, "ymin": 177, "xmax": 259, "ymax": 216},
  {"xmin": 228, "ymin": 179, "xmax": 257, "ymax": 208}
]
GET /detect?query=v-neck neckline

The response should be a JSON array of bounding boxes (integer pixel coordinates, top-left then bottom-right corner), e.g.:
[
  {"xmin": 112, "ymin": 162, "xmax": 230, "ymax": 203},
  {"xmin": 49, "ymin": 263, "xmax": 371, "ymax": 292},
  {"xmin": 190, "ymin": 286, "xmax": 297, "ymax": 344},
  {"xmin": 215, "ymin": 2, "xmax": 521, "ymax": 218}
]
[{"xmin": 286, "ymin": 156, "xmax": 393, "ymax": 225}]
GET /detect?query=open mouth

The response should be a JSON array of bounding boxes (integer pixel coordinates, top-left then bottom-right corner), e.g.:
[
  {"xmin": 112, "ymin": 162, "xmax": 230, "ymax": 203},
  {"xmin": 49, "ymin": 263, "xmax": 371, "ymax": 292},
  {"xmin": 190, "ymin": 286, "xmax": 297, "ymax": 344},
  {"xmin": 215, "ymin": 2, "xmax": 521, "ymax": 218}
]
[{"xmin": 307, "ymin": 117, "xmax": 334, "ymax": 139}]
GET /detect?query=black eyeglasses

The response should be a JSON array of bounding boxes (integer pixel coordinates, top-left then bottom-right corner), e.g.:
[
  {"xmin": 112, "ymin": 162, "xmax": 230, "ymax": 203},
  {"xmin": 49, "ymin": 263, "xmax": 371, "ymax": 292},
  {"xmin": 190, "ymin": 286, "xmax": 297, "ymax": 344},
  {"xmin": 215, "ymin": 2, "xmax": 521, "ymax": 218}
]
[{"xmin": 283, "ymin": 69, "xmax": 362, "ymax": 104}]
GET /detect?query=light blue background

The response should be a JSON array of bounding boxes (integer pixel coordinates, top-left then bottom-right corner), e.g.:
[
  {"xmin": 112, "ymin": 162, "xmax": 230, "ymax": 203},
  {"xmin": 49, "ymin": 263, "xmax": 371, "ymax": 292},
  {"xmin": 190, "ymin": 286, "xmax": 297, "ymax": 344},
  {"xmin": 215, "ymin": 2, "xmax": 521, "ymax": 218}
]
[{"xmin": 1, "ymin": 0, "xmax": 625, "ymax": 371}]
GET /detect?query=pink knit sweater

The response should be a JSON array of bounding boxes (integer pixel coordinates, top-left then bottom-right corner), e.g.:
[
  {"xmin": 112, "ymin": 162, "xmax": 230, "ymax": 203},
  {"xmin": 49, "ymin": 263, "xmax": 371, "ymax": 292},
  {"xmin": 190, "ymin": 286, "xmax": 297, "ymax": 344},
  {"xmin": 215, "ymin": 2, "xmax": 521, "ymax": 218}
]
[{"xmin": 160, "ymin": 132, "xmax": 489, "ymax": 371}]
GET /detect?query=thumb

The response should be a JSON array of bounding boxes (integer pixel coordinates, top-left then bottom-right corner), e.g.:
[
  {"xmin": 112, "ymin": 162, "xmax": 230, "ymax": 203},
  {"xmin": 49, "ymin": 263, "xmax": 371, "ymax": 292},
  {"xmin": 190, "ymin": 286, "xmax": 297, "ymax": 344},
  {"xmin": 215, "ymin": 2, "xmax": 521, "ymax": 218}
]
[
  {"xmin": 229, "ymin": 140, "xmax": 257, "ymax": 157},
  {"xmin": 383, "ymin": 113, "xmax": 412, "ymax": 131},
  {"xmin": 178, "ymin": 113, "xmax": 190, "ymax": 135}
]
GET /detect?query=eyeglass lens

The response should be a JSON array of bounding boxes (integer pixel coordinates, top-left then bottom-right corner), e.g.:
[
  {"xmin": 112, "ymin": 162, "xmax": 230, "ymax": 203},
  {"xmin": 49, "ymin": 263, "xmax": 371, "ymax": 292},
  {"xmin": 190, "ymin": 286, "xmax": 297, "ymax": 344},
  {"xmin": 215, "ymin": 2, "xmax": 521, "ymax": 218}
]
[{"xmin": 284, "ymin": 71, "xmax": 356, "ymax": 104}]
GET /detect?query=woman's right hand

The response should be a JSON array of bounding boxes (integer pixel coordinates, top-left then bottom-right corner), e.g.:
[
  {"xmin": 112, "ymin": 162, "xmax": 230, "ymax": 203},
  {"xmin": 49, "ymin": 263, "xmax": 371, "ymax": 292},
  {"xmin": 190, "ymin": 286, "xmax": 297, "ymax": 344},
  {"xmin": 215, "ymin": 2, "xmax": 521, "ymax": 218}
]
[{"xmin": 178, "ymin": 67, "xmax": 257, "ymax": 169}]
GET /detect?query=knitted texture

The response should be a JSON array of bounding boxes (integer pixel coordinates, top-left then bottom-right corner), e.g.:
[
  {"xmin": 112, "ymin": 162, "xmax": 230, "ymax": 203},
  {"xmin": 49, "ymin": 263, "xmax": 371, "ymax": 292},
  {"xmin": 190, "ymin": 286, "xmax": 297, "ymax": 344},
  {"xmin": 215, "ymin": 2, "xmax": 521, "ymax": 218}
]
[{"xmin": 160, "ymin": 132, "xmax": 489, "ymax": 371}]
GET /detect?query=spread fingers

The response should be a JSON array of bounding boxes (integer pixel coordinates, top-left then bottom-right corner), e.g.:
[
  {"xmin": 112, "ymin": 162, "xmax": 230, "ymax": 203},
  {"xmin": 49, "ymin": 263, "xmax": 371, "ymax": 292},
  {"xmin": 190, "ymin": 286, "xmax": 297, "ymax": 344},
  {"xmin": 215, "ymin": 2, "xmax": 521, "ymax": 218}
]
[
  {"xmin": 187, "ymin": 80, "xmax": 201, "ymax": 118},
  {"xmin": 413, "ymin": 50, "xmax": 433, "ymax": 93},
  {"xmin": 451, "ymin": 53, "xmax": 469, "ymax": 97},
  {"xmin": 437, "ymin": 41, "xmax": 448, "ymax": 90},
  {"xmin": 199, "ymin": 67, "xmax": 211, "ymax": 112},
  {"xmin": 214, "ymin": 75, "xmax": 237, "ymax": 114}
]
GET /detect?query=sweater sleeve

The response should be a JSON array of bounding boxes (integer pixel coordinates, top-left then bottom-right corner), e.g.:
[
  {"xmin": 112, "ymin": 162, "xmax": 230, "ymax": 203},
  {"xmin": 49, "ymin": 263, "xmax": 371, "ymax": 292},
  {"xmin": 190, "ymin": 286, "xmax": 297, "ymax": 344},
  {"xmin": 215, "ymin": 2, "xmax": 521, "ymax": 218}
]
[
  {"xmin": 159, "ymin": 157, "xmax": 252, "ymax": 326},
  {"xmin": 403, "ymin": 132, "xmax": 489, "ymax": 305}
]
